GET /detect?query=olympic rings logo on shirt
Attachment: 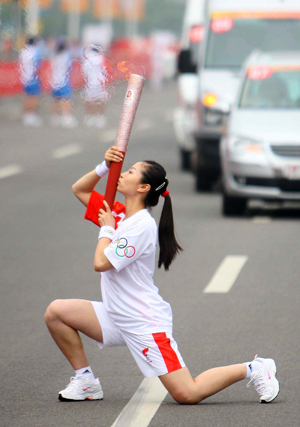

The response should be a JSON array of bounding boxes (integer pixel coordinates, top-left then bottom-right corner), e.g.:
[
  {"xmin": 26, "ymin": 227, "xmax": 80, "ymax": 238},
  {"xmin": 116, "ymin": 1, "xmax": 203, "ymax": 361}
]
[{"xmin": 114, "ymin": 237, "xmax": 136, "ymax": 258}]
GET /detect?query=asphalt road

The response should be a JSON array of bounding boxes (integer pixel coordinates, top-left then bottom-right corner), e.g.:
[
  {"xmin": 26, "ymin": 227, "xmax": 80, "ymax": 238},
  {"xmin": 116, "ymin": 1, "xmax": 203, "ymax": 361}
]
[{"xmin": 1, "ymin": 81, "xmax": 300, "ymax": 427}]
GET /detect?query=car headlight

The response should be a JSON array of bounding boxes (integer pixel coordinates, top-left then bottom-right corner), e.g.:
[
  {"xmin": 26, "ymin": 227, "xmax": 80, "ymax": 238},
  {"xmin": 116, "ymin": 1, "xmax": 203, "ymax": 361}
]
[
  {"xmin": 202, "ymin": 93, "xmax": 218, "ymax": 107},
  {"xmin": 202, "ymin": 93, "xmax": 230, "ymax": 126},
  {"xmin": 228, "ymin": 137, "xmax": 263, "ymax": 154}
]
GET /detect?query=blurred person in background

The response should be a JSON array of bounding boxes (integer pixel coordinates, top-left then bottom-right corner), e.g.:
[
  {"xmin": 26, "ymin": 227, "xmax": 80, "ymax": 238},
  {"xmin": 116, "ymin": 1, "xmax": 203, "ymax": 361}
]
[
  {"xmin": 19, "ymin": 36, "xmax": 43, "ymax": 127},
  {"xmin": 82, "ymin": 45, "xmax": 109, "ymax": 128},
  {"xmin": 50, "ymin": 39, "xmax": 78, "ymax": 129},
  {"xmin": 149, "ymin": 32, "xmax": 176, "ymax": 91},
  {"xmin": 149, "ymin": 33, "xmax": 164, "ymax": 91}
]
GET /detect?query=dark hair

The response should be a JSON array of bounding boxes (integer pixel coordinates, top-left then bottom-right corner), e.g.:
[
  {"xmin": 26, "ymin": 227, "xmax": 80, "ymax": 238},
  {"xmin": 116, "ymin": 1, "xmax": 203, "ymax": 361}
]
[
  {"xmin": 26, "ymin": 36, "xmax": 38, "ymax": 46},
  {"xmin": 140, "ymin": 161, "xmax": 183, "ymax": 270},
  {"xmin": 56, "ymin": 40, "xmax": 67, "ymax": 53},
  {"xmin": 91, "ymin": 45, "xmax": 102, "ymax": 53}
]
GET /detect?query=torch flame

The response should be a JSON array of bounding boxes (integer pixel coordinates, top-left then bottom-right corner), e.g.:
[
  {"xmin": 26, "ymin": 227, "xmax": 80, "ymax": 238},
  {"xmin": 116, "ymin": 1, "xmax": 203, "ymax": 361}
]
[
  {"xmin": 117, "ymin": 60, "xmax": 133, "ymax": 80},
  {"xmin": 116, "ymin": 60, "xmax": 145, "ymax": 80},
  {"xmin": 117, "ymin": 61, "xmax": 129, "ymax": 73}
]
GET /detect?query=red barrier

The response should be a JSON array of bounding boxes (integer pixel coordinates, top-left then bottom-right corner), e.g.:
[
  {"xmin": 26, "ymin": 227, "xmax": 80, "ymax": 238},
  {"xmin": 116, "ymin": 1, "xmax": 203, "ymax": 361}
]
[
  {"xmin": 0, "ymin": 62, "xmax": 23, "ymax": 97},
  {"xmin": 0, "ymin": 44, "xmax": 152, "ymax": 98}
]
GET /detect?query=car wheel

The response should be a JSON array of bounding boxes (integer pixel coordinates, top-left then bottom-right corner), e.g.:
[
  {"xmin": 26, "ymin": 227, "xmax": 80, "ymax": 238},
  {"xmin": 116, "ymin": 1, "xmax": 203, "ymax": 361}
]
[
  {"xmin": 222, "ymin": 194, "xmax": 247, "ymax": 216},
  {"xmin": 195, "ymin": 137, "xmax": 219, "ymax": 192},
  {"xmin": 180, "ymin": 148, "xmax": 191, "ymax": 171},
  {"xmin": 195, "ymin": 166, "xmax": 215, "ymax": 191}
]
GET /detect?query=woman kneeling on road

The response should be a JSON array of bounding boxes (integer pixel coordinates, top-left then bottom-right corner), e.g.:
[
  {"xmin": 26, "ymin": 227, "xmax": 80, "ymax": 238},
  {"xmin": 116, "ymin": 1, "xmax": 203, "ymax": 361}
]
[{"xmin": 44, "ymin": 146, "xmax": 279, "ymax": 404}]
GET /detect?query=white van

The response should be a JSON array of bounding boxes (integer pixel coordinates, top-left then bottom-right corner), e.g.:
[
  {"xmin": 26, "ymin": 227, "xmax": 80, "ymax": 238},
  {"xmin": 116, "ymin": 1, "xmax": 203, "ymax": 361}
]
[
  {"xmin": 173, "ymin": 0, "xmax": 206, "ymax": 170},
  {"xmin": 194, "ymin": 0, "xmax": 300, "ymax": 190}
]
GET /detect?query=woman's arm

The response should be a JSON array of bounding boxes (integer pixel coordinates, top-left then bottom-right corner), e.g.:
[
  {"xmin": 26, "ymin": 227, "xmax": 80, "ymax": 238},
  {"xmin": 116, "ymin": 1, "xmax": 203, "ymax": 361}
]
[
  {"xmin": 72, "ymin": 146, "xmax": 124, "ymax": 207},
  {"xmin": 72, "ymin": 170, "xmax": 101, "ymax": 207},
  {"xmin": 94, "ymin": 238, "xmax": 114, "ymax": 272},
  {"xmin": 94, "ymin": 201, "xmax": 115, "ymax": 272}
]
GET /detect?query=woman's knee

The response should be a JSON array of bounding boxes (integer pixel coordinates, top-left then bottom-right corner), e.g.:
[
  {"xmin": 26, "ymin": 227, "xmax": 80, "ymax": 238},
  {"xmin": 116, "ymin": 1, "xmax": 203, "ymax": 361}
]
[
  {"xmin": 160, "ymin": 368, "xmax": 202, "ymax": 405},
  {"xmin": 44, "ymin": 299, "xmax": 65, "ymax": 324},
  {"xmin": 170, "ymin": 387, "xmax": 200, "ymax": 405}
]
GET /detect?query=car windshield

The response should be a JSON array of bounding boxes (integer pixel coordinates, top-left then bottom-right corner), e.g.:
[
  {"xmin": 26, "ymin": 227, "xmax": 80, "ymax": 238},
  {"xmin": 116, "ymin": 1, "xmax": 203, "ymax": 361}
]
[
  {"xmin": 205, "ymin": 18, "xmax": 300, "ymax": 68},
  {"xmin": 239, "ymin": 70, "xmax": 300, "ymax": 109}
]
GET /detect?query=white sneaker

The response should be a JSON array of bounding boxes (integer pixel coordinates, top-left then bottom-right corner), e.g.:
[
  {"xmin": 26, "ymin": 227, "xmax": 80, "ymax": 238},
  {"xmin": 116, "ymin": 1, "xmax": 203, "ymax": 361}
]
[
  {"xmin": 93, "ymin": 115, "xmax": 107, "ymax": 128},
  {"xmin": 61, "ymin": 115, "xmax": 78, "ymax": 129},
  {"xmin": 58, "ymin": 374, "xmax": 103, "ymax": 401},
  {"xmin": 23, "ymin": 113, "xmax": 43, "ymax": 128},
  {"xmin": 247, "ymin": 357, "xmax": 279, "ymax": 403}
]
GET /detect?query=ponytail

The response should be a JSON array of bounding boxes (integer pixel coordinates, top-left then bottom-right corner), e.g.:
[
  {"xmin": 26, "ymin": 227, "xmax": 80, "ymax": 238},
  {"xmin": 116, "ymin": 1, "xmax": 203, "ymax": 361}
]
[
  {"xmin": 158, "ymin": 193, "xmax": 183, "ymax": 270},
  {"xmin": 141, "ymin": 161, "xmax": 183, "ymax": 270}
]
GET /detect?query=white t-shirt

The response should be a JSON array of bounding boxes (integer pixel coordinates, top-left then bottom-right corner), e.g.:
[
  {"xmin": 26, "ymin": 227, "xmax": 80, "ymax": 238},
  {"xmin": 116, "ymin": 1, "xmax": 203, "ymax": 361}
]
[
  {"xmin": 19, "ymin": 45, "xmax": 41, "ymax": 85},
  {"xmin": 102, "ymin": 209, "xmax": 173, "ymax": 334},
  {"xmin": 83, "ymin": 52, "xmax": 106, "ymax": 86},
  {"xmin": 51, "ymin": 51, "xmax": 71, "ymax": 89},
  {"xmin": 82, "ymin": 52, "xmax": 109, "ymax": 101}
]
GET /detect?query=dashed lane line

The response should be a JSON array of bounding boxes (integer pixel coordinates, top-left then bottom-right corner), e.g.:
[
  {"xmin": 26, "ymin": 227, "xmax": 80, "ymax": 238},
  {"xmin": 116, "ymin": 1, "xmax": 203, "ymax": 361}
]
[
  {"xmin": 100, "ymin": 129, "xmax": 117, "ymax": 143},
  {"xmin": 252, "ymin": 216, "xmax": 272, "ymax": 223},
  {"xmin": 52, "ymin": 143, "xmax": 82, "ymax": 159},
  {"xmin": 0, "ymin": 164, "xmax": 23, "ymax": 179},
  {"xmin": 136, "ymin": 119, "xmax": 153, "ymax": 131},
  {"xmin": 203, "ymin": 255, "xmax": 248, "ymax": 293},
  {"xmin": 111, "ymin": 377, "xmax": 168, "ymax": 427}
]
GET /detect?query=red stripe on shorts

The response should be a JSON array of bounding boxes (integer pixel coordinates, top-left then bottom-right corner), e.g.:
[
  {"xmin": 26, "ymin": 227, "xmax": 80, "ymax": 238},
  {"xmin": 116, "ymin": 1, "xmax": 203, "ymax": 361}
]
[{"xmin": 152, "ymin": 332, "xmax": 182, "ymax": 373}]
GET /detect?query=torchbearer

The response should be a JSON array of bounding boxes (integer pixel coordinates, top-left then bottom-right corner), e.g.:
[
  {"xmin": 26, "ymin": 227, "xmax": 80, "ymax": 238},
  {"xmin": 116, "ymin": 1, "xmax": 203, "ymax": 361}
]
[{"xmin": 44, "ymin": 81, "xmax": 279, "ymax": 406}]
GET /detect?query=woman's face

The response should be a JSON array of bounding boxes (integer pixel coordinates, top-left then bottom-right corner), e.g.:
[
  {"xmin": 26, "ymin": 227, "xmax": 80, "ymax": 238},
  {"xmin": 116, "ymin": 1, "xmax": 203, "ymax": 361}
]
[{"xmin": 117, "ymin": 162, "xmax": 148, "ymax": 197}]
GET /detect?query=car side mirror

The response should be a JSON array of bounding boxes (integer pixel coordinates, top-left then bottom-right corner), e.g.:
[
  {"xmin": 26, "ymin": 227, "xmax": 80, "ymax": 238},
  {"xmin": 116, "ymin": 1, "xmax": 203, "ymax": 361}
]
[{"xmin": 177, "ymin": 49, "xmax": 197, "ymax": 74}]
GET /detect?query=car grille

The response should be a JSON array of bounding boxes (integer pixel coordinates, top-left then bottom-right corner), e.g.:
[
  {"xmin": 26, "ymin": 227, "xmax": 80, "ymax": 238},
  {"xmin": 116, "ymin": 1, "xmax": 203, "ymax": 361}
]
[
  {"xmin": 203, "ymin": 108, "xmax": 222, "ymax": 126},
  {"xmin": 233, "ymin": 176, "xmax": 300, "ymax": 192},
  {"xmin": 271, "ymin": 145, "xmax": 300, "ymax": 158}
]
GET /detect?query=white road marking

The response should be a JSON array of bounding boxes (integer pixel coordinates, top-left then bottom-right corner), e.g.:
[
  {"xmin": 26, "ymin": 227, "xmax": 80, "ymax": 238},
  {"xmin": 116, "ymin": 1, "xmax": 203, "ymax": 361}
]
[
  {"xmin": 100, "ymin": 129, "xmax": 117, "ymax": 143},
  {"xmin": 52, "ymin": 143, "xmax": 82, "ymax": 159},
  {"xmin": 204, "ymin": 255, "xmax": 248, "ymax": 293},
  {"xmin": 136, "ymin": 119, "xmax": 153, "ymax": 131},
  {"xmin": 111, "ymin": 377, "xmax": 168, "ymax": 427},
  {"xmin": 0, "ymin": 164, "xmax": 22, "ymax": 179},
  {"xmin": 253, "ymin": 216, "xmax": 272, "ymax": 223}
]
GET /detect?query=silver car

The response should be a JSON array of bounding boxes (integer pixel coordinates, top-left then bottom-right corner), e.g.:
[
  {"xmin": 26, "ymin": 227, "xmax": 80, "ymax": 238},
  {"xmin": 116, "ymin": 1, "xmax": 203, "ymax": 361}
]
[{"xmin": 221, "ymin": 51, "xmax": 300, "ymax": 216}]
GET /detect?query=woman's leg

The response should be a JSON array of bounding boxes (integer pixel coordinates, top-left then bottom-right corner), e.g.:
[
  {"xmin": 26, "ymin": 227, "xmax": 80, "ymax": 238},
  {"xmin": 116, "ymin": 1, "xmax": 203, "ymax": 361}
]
[
  {"xmin": 24, "ymin": 94, "xmax": 39, "ymax": 113},
  {"xmin": 159, "ymin": 364, "xmax": 247, "ymax": 404},
  {"xmin": 44, "ymin": 299, "xmax": 103, "ymax": 370}
]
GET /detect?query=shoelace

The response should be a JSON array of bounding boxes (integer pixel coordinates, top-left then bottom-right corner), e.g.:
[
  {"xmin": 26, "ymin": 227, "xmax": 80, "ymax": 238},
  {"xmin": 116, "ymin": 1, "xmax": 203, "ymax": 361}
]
[
  {"xmin": 66, "ymin": 375, "xmax": 96, "ymax": 389},
  {"xmin": 246, "ymin": 370, "xmax": 266, "ymax": 396},
  {"xmin": 65, "ymin": 376, "xmax": 79, "ymax": 389}
]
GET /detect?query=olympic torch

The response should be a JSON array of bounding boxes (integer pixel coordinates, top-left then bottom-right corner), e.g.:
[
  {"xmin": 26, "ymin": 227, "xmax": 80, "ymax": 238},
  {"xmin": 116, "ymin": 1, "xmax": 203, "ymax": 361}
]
[{"xmin": 104, "ymin": 74, "xmax": 145, "ymax": 209}]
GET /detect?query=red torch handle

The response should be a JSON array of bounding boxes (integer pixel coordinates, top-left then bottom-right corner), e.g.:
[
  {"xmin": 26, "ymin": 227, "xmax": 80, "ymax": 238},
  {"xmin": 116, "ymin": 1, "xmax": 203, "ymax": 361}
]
[{"xmin": 104, "ymin": 152, "xmax": 125, "ymax": 210}]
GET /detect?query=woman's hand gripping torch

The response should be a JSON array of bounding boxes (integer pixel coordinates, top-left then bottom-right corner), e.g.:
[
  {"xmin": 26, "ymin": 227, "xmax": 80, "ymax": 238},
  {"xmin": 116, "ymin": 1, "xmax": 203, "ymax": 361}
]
[{"xmin": 104, "ymin": 74, "xmax": 145, "ymax": 209}]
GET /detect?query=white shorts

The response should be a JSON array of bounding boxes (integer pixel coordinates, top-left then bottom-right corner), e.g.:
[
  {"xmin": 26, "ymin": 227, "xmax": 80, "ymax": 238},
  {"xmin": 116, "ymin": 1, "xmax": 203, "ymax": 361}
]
[{"xmin": 91, "ymin": 301, "xmax": 185, "ymax": 378}]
